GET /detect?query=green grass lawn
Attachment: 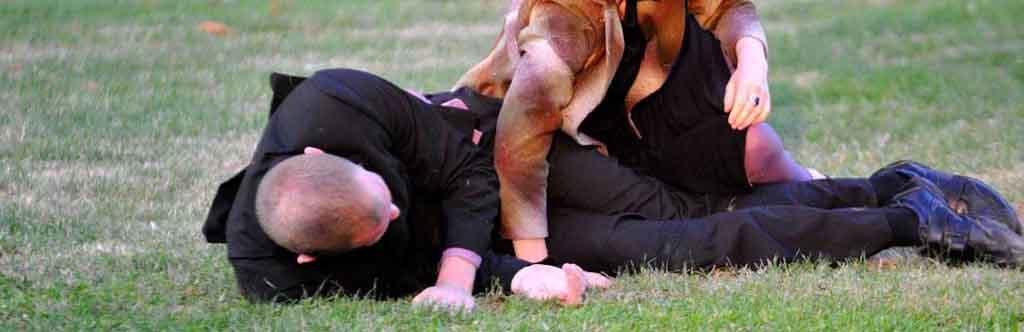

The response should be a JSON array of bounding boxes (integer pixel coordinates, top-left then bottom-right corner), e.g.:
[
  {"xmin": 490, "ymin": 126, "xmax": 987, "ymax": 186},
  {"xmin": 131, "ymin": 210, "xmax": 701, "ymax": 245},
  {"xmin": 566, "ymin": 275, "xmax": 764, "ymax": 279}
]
[{"xmin": 2, "ymin": 0, "xmax": 1023, "ymax": 330}]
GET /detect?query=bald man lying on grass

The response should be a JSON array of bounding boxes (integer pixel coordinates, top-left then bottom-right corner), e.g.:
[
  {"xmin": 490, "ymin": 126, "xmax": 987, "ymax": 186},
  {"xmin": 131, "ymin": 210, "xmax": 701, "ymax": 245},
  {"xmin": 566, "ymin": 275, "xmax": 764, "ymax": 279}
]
[{"xmin": 203, "ymin": 69, "xmax": 609, "ymax": 311}]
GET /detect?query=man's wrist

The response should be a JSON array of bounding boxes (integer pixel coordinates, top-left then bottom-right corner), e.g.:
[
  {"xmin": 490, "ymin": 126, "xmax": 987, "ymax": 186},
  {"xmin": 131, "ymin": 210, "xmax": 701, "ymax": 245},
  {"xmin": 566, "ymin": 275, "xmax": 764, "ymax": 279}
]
[
  {"xmin": 441, "ymin": 247, "xmax": 482, "ymax": 269},
  {"xmin": 433, "ymin": 281, "xmax": 472, "ymax": 293},
  {"xmin": 436, "ymin": 255, "xmax": 477, "ymax": 293}
]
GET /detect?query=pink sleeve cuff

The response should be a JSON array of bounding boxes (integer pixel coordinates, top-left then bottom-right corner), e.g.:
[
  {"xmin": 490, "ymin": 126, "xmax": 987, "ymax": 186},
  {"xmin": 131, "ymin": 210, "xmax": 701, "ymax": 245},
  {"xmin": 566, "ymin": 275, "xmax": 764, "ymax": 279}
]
[{"xmin": 441, "ymin": 247, "xmax": 482, "ymax": 269}]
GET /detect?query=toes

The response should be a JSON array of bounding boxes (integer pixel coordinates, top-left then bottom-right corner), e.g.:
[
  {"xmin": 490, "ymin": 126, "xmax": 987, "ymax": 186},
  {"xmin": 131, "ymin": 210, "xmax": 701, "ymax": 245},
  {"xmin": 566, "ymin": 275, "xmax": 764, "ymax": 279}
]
[{"xmin": 559, "ymin": 264, "xmax": 586, "ymax": 305}]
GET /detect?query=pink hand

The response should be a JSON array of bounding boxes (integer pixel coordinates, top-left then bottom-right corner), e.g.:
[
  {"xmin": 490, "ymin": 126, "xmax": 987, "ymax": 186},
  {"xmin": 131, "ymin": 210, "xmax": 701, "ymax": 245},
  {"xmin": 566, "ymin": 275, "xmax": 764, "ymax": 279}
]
[{"xmin": 411, "ymin": 284, "xmax": 476, "ymax": 312}]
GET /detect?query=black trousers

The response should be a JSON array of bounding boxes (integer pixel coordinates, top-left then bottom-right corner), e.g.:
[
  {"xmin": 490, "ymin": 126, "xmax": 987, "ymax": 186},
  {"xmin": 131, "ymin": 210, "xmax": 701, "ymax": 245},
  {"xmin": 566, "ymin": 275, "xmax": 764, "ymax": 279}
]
[{"xmin": 544, "ymin": 134, "xmax": 898, "ymax": 273}]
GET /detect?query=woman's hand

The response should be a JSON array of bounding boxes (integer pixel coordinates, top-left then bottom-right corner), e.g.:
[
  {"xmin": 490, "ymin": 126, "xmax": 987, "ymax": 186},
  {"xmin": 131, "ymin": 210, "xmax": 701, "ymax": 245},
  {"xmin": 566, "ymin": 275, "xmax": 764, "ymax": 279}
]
[{"xmin": 724, "ymin": 37, "xmax": 771, "ymax": 130}]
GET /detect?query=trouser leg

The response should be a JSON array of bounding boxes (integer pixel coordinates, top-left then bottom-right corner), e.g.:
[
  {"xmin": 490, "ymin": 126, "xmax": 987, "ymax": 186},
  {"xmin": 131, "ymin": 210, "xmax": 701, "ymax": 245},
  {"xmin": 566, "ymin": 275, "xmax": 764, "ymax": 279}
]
[
  {"xmin": 548, "ymin": 132, "xmax": 881, "ymax": 219},
  {"xmin": 545, "ymin": 206, "xmax": 896, "ymax": 274},
  {"xmin": 474, "ymin": 253, "xmax": 531, "ymax": 294},
  {"xmin": 725, "ymin": 178, "xmax": 880, "ymax": 212},
  {"xmin": 547, "ymin": 133, "xmax": 702, "ymax": 219}
]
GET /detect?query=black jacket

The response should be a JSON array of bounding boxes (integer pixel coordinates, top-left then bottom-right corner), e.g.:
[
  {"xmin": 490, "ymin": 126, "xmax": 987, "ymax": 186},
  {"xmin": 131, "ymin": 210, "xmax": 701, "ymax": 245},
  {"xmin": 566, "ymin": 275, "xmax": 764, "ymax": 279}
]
[{"xmin": 203, "ymin": 69, "xmax": 504, "ymax": 285}]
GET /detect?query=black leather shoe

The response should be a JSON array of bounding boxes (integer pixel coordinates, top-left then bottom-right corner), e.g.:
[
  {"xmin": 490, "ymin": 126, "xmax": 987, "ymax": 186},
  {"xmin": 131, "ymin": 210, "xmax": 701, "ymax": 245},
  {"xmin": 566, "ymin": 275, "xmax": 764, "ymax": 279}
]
[
  {"xmin": 873, "ymin": 160, "xmax": 1021, "ymax": 235},
  {"xmin": 890, "ymin": 177, "xmax": 1024, "ymax": 268}
]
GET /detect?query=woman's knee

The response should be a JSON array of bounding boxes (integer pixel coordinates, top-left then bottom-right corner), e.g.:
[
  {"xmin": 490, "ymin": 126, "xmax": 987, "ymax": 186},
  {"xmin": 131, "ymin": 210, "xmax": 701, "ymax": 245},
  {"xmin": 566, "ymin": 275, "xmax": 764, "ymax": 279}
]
[
  {"xmin": 745, "ymin": 124, "xmax": 783, "ymax": 171},
  {"xmin": 744, "ymin": 124, "xmax": 807, "ymax": 183}
]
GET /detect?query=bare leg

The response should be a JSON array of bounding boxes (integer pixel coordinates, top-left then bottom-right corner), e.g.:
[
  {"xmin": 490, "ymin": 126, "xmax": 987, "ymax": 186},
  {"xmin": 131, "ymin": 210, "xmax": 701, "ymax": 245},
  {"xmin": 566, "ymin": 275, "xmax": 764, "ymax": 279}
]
[{"xmin": 744, "ymin": 123, "xmax": 811, "ymax": 184}]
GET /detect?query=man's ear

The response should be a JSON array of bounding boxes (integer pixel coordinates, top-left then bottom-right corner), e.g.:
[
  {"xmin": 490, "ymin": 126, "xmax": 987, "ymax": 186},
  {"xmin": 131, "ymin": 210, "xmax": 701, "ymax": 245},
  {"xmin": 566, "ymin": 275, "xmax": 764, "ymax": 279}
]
[
  {"xmin": 441, "ymin": 98, "xmax": 469, "ymax": 111},
  {"xmin": 303, "ymin": 147, "xmax": 325, "ymax": 155},
  {"xmin": 297, "ymin": 254, "xmax": 317, "ymax": 264},
  {"xmin": 388, "ymin": 204, "xmax": 401, "ymax": 221}
]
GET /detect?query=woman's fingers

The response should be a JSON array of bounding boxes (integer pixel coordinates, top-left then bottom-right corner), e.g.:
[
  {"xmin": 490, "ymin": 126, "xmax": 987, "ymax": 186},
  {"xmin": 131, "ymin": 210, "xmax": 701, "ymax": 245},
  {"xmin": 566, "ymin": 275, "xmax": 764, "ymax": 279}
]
[
  {"xmin": 736, "ymin": 93, "xmax": 760, "ymax": 129},
  {"xmin": 728, "ymin": 87, "xmax": 752, "ymax": 128},
  {"xmin": 729, "ymin": 83, "xmax": 771, "ymax": 130},
  {"xmin": 751, "ymin": 95, "xmax": 772, "ymax": 126},
  {"xmin": 724, "ymin": 78, "xmax": 738, "ymax": 114}
]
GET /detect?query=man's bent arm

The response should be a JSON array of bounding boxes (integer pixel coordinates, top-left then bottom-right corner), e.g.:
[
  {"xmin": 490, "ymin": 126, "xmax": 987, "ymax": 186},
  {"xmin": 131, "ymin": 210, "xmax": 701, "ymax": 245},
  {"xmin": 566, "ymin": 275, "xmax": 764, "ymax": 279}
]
[
  {"xmin": 494, "ymin": 2, "xmax": 597, "ymax": 262},
  {"xmin": 389, "ymin": 83, "xmax": 503, "ymax": 257},
  {"xmin": 494, "ymin": 42, "xmax": 570, "ymax": 259}
]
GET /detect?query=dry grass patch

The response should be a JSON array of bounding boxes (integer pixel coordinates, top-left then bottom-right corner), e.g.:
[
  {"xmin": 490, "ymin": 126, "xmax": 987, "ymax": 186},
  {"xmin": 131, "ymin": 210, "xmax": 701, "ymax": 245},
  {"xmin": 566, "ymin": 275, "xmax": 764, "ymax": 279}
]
[
  {"xmin": 978, "ymin": 162, "xmax": 1024, "ymax": 203},
  {"xmin": 339, "ymin": 46, "xmax": 485, "ymax": 73},
  {"xmin": 0, "ymin": 119, "xmax": 29, "ymax": 147},
  {"xmin": 0, "ymin": 43, "xmax": 75, "ymax": 62},
  {"xmin": 346, "ymin": 22, "xmax": 498, "ymax": 41},
  {"xmin": 789, "ymin": 70, "xmax": 821, "ymax": 89},
  {"xmin": 876, "ymin": 41, "xmax": 1024, "ymax": 68},
  {"xmin": 1, "ymin": 131, "xmax": 258, "ymax": 287},
  {"xmin": 163, "ymin": 133, "xmax": 260, "ymax": 175},
  {"xmin": 767, "ymin": 17, "xmax": 837, "ymax": 35}
]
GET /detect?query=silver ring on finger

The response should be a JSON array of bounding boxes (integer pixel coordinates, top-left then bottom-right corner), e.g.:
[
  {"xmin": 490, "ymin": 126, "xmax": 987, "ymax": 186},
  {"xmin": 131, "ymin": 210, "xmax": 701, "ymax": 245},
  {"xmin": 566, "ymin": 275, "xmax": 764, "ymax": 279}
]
[{"xmin": 752, "ymin": 95, "xmax": 760, "ymax": 107}]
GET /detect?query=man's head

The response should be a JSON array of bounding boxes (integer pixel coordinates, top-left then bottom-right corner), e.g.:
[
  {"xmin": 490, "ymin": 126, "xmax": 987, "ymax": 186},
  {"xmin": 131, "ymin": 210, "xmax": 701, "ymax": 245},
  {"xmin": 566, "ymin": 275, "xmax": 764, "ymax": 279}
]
[{"xmin": 255, "ymin": 147, "xmax": 400, "ymax": 262}]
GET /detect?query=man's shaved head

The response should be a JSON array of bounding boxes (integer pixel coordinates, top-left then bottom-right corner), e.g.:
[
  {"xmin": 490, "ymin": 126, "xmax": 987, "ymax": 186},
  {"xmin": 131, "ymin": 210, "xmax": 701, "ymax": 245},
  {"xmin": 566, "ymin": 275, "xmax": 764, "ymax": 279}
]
[{"xmin": 255, "ymin": 153, "xmax": 390, "ymax": 256}]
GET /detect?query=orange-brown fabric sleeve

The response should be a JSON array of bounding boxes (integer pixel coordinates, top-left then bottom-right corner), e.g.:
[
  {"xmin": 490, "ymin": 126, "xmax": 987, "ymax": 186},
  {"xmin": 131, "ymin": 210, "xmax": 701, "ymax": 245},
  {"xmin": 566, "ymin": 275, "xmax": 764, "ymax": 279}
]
[{"xmin": 692, "ymin": 0, "xmax": 767, "ymax": 67}]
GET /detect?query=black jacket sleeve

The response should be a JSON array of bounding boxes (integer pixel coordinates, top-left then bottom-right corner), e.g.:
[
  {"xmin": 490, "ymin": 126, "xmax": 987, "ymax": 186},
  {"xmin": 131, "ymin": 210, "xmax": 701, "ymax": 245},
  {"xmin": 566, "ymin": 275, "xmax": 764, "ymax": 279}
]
[
  {"xmin": 475, "ymin": 253, "xmax": 531, "ymax": 294},
  {"xmin": 400, "ymin": 107, "xmax": 499, "ymax": 257}
]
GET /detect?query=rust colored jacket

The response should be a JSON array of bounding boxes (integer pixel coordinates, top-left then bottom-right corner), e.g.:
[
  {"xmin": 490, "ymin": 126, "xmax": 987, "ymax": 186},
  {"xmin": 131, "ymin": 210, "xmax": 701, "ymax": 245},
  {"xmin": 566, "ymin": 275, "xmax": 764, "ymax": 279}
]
[{"xmin": 455, "ymin": 0, "xmax": 766, "ymax": 240}]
